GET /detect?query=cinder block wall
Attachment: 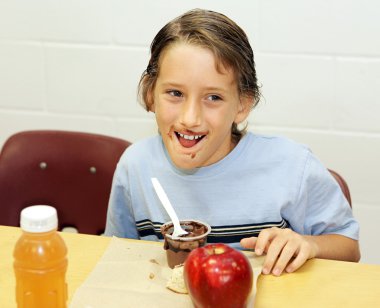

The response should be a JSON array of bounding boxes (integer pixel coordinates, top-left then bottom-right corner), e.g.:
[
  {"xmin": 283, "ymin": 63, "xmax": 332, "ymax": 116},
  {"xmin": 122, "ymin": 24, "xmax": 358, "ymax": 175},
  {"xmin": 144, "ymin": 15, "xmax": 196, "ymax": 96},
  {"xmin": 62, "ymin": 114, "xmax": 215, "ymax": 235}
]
[{"xmin": 1, "ymin": 0, "xmax": 379, "ymax": 263}]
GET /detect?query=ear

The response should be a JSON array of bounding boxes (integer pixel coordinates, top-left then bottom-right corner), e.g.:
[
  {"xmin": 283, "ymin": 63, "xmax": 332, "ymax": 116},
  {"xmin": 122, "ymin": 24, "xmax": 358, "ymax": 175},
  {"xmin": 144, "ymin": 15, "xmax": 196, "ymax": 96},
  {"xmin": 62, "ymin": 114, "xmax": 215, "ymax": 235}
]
[
  {"xmin": 146, "ymin": 88, "xmax": 155, "ymax": 113},
  {"xmin": 234, "ymin": 96, "xmax": 253, "ymax": 124}
]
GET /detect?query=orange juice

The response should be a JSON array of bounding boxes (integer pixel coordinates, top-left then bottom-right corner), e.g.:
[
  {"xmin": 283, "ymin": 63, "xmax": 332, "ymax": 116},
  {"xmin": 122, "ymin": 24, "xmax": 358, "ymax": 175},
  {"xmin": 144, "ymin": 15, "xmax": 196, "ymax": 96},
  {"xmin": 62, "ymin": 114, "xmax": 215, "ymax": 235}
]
[{"xmin": 13, "ymin": 205, "xmax": 68, "ymax": 308}]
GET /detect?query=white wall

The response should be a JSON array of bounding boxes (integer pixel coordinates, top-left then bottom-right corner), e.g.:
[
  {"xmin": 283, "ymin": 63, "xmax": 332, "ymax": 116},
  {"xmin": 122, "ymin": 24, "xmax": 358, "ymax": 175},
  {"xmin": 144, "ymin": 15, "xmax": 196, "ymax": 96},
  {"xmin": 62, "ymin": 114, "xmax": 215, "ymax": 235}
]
[{"xmin": 0, "ymin": 0, "xmax": 379, "ymax": 264}]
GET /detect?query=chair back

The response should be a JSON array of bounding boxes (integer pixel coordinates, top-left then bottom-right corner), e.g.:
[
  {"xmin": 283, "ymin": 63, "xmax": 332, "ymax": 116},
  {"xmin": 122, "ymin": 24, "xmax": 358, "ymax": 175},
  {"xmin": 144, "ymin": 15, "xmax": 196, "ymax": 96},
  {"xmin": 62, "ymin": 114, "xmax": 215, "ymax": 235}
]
[
  {"xmin": 328, "ymin": 169, "xmax": 352, "ymax": 207},
  {"xmin": 0, "ymin": 130, "xmax": 130, "ymax": 234}
]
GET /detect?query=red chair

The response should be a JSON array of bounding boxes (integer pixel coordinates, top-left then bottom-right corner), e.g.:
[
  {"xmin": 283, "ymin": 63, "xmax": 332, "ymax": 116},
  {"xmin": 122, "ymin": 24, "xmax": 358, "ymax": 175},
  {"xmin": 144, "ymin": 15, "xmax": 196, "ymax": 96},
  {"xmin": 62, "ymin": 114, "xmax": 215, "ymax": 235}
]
[
  {"xmin": 328, "ymin": 169, "xmax": 352, "ymax": 207},
  {"xmin": 0, "ymin": 130, "xmax": 131, "ymax": 235}
]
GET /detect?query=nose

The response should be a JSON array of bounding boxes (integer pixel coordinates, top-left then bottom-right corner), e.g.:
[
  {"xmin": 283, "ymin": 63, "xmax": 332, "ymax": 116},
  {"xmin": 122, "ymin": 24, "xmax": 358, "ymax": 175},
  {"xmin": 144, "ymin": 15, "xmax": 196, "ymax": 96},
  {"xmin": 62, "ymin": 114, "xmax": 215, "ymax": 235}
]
[{"xmin": 179, "ymin": 98, "xmax": 202, "ymax": 128}]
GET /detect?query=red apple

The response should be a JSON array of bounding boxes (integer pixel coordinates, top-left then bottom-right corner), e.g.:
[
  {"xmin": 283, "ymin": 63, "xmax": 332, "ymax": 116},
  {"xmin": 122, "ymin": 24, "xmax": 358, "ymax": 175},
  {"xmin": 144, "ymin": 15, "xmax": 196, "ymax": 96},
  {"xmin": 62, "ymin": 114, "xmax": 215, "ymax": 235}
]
[{"xmin": 184, "ymin": 243, "xmax": 253, "ymax": 308}]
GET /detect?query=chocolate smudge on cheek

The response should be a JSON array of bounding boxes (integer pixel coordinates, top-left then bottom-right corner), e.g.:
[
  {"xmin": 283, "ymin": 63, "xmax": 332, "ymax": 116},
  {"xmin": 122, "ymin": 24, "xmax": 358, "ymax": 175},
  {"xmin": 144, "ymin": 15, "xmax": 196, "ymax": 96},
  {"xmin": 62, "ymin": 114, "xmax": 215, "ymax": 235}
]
[{"xmin": 167, "ymin": 127, "xmax": 176, "ymax": 140}]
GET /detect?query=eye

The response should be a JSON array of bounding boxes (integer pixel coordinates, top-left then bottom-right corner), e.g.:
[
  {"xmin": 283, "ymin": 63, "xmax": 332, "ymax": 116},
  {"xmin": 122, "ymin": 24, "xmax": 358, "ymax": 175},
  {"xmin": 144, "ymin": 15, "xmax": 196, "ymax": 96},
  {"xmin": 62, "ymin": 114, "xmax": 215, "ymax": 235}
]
[
  {"xmin": 207, "ymin": 94, "xmax": 222, "ymax": 101},
  {"xmin": 167, "ymin": 90, "xmax": 183, "ymax": 97}
]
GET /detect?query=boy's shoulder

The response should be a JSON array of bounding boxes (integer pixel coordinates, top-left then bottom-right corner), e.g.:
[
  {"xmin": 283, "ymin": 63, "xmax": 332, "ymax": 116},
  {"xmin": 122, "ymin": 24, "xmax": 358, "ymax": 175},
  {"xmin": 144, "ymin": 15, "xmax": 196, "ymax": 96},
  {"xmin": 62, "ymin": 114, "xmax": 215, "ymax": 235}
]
[
  {"xmin": 248, "ymin": 132, "xmax": 309, "ymax": 154},
  {"xmin": 118, "ymin": 135, "xmax": 162, "ymax": 163},
  {"xmin": 126, "ymin": 135, "xmax": 160, "ymax": 150},
  {"xmin": 243, "ymin": 132, "xmax": 311, "ymax": 167}
]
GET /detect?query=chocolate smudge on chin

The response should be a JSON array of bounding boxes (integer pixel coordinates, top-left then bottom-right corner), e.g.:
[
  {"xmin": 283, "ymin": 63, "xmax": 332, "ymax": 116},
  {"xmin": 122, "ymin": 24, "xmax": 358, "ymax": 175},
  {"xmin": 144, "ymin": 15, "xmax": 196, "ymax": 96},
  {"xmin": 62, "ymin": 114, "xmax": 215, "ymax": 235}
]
[{"xmin": 190, "ymin": 153, "xmax": 196, "ymax": 159}]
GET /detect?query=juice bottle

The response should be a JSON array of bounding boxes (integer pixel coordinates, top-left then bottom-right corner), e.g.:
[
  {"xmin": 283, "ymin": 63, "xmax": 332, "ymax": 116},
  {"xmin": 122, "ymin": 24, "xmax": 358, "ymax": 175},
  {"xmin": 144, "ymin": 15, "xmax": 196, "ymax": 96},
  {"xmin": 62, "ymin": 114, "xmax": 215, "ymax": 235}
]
[{"xmin": 13, "ymin": 205, "xmax": 68, "ymax": 308}]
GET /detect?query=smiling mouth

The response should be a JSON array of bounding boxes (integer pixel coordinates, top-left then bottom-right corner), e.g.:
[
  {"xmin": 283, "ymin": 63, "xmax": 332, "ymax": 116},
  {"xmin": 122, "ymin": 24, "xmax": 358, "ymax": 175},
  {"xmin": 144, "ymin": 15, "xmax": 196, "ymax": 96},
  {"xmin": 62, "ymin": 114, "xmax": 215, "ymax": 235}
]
[{"xmin": 175, "ymin": 131, "xmax": 206, "ymax": 148}]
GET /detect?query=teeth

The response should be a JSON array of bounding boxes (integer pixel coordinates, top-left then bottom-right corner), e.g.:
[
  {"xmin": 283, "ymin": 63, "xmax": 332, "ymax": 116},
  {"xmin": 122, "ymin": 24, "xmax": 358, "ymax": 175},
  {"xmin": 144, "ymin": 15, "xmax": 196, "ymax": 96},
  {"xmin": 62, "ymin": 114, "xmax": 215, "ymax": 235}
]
[{"xmin": 178, "ymin": 132, "xmax": 203, "ymax": 140}]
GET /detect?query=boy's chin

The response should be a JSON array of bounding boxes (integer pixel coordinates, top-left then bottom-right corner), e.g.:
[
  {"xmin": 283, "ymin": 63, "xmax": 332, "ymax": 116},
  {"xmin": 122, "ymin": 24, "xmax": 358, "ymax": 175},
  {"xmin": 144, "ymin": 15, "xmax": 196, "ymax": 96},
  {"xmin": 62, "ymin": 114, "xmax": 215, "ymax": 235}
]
[{"xmin": 170, "ymin": 154, "xmax": 201, "ymax": 170}]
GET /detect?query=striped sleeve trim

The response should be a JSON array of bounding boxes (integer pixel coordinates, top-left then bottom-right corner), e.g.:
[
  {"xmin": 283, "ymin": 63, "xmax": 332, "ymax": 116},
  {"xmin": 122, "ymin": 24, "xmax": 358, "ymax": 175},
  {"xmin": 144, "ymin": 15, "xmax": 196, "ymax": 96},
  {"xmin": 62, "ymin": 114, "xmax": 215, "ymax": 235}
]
[{"xmin": 135, "ymin": 219, "xmax": 289, "ymax": 243}]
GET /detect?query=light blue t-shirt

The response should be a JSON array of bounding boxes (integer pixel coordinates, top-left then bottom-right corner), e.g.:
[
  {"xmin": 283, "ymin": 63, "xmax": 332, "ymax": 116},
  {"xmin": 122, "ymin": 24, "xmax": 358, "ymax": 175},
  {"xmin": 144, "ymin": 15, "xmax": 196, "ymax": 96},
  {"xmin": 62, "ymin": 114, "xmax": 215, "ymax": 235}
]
[{"xmin": 104, "ymin": 132, "xmax": 359, "ymax": 249}]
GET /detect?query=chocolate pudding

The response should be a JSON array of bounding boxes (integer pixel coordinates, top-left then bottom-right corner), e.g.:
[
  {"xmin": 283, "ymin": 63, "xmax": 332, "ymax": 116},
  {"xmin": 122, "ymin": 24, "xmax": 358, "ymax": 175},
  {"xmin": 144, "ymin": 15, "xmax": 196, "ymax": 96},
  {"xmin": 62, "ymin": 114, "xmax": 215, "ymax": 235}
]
[{"xmin": 161, "ymin": 220, "xmax": 211, "ymax": 268}]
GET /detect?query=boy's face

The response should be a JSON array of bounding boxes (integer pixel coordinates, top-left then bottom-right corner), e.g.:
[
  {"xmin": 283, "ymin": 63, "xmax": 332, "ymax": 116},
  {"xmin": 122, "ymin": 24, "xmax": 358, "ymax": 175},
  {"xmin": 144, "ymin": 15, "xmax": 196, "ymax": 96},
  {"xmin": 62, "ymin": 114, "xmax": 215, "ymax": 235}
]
[{"xmin": 151, "ymin": 43, "xmax": 251, "ymax": 169}]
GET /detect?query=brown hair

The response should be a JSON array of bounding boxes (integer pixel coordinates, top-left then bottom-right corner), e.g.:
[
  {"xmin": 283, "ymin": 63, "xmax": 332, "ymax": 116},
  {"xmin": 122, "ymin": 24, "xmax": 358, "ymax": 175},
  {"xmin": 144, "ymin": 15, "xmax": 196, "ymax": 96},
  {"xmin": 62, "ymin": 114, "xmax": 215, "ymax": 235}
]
[{"xmin": 138, "ymin": 9, "xmax": 261, "ymax": 140}]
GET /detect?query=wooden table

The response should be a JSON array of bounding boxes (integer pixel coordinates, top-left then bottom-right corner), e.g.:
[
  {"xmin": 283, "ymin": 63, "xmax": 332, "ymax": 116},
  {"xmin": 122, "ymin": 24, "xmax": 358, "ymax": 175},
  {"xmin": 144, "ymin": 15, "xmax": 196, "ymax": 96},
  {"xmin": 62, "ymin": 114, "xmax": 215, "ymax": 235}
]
[{"xmin": 1, "ymin": 225, "xmax": 379, "ymax": 307}]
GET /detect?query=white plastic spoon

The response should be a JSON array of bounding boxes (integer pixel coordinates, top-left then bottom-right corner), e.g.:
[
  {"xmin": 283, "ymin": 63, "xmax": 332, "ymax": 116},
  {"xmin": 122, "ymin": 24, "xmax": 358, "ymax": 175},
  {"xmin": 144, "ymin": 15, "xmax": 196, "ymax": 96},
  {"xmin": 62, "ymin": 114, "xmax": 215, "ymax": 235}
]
[{"xmin": 151, "ymin": 177, "xmax": 188, "ymax": 238}]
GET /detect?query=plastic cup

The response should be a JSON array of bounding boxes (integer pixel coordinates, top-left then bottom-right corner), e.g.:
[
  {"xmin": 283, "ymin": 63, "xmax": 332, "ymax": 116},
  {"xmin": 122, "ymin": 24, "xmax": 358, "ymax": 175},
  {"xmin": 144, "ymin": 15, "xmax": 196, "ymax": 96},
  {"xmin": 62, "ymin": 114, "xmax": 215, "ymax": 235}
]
[{"xmin": 161, "ymin": 219, "xmax": 211, "ymax": 268}]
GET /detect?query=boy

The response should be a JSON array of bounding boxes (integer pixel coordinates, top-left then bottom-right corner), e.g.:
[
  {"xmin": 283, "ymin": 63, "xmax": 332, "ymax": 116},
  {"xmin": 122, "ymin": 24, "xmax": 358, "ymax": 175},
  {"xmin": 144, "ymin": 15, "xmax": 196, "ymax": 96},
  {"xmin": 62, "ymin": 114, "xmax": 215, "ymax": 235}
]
[{"xmin": 105, "ymin": 9, "xmax": 360, "ymax": 276}]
